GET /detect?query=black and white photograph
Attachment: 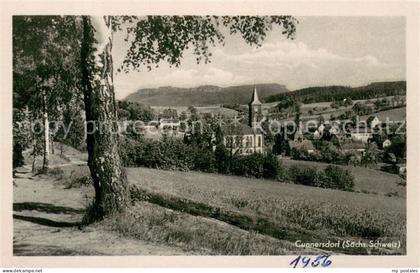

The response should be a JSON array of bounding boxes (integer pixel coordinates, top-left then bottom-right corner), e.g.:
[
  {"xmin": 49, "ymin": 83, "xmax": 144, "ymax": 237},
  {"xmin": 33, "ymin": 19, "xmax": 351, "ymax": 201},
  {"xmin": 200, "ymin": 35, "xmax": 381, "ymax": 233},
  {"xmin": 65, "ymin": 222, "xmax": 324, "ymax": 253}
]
[{"xmin": 9, "ymin": 13, "xmax": 411, "ymax": 259}]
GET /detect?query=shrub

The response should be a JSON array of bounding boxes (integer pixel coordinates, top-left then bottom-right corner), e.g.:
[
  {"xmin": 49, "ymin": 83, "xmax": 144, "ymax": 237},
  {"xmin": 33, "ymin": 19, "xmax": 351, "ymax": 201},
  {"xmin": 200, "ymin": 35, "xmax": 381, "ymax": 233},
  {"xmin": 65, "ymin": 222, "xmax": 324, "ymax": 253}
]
[
  {"xmin": 214, "ymin": 145, "xmax": 230, "ymax": 174},
  {"xmin": 65, "ymin": 175, "xmax": 92, "ymax": 189},
  {"xmin": 361, "ymin": 143, "xmax": 381, "ymax": 166},
  {"xmin": 262, "ymin": 153, "xmax": 281, "ymax": 179},
  {"xmin": 286, "ymin": 165, "xmax": 318, "ymax": 186},
  {"xmin": 230, "ymin": 153, "xmax": 264, "ymax": 178},
  {"xmin": 192, "ymin": 148, "xmax": 216, "ymax": 172},
  {"xmin": 120, "ymin": 135, "xmax": 281, "ymax": 179},
  {"xmin": 285, "ymin": 165, "xmax": 354, "ymax": 191},
  {"xmin": 321, "ymin": 165, "xmax": 354, "ymax": 191}
]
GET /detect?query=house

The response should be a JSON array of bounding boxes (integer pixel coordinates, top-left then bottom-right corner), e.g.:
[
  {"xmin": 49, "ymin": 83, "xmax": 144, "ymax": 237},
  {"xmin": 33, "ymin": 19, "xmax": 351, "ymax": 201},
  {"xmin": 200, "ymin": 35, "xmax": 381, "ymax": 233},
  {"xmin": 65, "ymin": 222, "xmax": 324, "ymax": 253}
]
[
  {"xmin": 288, "ymin": 139, "xmax": 315, "ymax": 154},
  {"xmin": 383, "ymin": 139, "xmax": 392, "ymax": 149},
  {"xmin": 136, "ymin": 119, "xmax": 184, "ymax": 139},
  {"xmin": 370, "ymin": 116, "xmax": 381, "ymax": 128},
  {"xmin": 159, "ymin": 118, "xmax": 180, "ymax": 130},
  {"xmin": 397, "ymin": 164, "xmax": 407, "ymax": 178},
  {"xmin": 313, "ymin": 130, "xmax": 321, "ymax": 140},
  {"xmin": 329, "ymin": 126, "xmax": 340, "ymax": 135},
  {"xmin": 348, "ymin": 124, "xmax": 372, "ymax": 143},
  {"xmin": 222, "ymin": 87, "xmax": 264, "ymax": 155}
]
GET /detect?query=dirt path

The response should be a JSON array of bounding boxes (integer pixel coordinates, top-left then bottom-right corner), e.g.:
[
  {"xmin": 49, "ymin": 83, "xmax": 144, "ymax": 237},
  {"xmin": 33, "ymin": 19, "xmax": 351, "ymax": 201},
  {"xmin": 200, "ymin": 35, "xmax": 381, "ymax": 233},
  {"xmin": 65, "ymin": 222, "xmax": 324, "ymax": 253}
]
[{"xmin": 13, "ymin": 166, "xmax": 192, "ymax": 256}]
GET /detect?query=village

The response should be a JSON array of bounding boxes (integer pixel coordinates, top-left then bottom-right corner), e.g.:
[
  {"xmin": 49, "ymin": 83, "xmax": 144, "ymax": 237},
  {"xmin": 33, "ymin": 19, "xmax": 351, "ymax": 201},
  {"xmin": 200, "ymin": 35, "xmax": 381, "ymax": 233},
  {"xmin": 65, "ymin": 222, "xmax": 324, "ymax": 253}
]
[
  {"xmin": 120, "ymin": 85, "xmax": 407, "ymax": 178},
  {"xmin": 11, "ymin": 15, "xmax": 409, "ymax": 257}
]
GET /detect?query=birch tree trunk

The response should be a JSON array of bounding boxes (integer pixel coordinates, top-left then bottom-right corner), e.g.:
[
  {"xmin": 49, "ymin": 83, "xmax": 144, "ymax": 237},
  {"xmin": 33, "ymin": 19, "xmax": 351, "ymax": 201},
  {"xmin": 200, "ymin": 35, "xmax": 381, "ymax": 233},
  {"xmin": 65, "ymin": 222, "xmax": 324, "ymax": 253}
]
[
  {"xmin": 42, "ymin": 90, "xmax": 49, "ymax": 173},
  {"xmin": 51, "ymin": 137, "xmax": 55, "ymax": 155},
  {"xmin": 80, "ymin": 16, "xmax": 130, "ymax": 219},
  {"xmin": 29, "ymin": 109, "xmax": 36, "ymax": 173}
]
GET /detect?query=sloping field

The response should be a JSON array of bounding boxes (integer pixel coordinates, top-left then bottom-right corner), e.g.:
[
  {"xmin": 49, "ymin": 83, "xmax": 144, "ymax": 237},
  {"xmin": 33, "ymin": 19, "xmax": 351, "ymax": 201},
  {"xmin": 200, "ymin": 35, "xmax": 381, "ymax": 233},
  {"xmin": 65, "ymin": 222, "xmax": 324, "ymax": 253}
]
[
  {"xmin": 281, "ymin": 158, "xmax": 406, "ymax": 197},
  {"xmin": 361, "ymin": 107, "xmax": 406, "ymax": 122}
]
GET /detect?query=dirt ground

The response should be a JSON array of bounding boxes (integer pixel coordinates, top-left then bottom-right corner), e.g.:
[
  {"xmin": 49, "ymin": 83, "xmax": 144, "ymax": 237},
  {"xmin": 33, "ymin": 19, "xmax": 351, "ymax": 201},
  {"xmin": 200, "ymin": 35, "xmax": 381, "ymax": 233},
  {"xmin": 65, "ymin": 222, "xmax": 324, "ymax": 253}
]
[{"xmin": 13, "ymin": 160, "xmax": 192, "ymax": 256}]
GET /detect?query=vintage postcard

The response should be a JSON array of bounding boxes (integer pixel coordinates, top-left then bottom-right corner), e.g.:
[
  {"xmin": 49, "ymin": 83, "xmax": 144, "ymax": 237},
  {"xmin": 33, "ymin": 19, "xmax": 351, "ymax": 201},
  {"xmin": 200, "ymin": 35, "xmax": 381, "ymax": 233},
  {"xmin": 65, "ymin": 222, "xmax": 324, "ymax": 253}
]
[{"xmin": 1, "ymin": 0, "xmax": 419, "ymax": 269}]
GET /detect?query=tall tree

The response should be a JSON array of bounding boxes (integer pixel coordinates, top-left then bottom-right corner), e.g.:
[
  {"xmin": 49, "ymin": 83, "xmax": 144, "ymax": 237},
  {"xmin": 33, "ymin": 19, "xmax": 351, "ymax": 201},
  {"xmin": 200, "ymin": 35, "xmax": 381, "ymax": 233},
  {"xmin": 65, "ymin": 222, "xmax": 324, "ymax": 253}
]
[
  {"xmin": 80, "ymin": 15, "xmax": 298, "ymax": 219},
  {"xmin": 80, "ymin": 16, "xmax": 130, "ymax": 218},
  {"xmin": 13, "ymin": 16, "xmax": 82, "ymax": 172}
]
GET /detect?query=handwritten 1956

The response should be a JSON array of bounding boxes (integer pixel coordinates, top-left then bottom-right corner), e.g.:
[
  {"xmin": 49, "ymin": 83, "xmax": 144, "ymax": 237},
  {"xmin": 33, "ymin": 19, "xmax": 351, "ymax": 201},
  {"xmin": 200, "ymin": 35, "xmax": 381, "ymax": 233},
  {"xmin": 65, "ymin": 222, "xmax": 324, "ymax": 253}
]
[{"xmin": 289, "ymin": 255, "xmax": 332, "ymax": 268}]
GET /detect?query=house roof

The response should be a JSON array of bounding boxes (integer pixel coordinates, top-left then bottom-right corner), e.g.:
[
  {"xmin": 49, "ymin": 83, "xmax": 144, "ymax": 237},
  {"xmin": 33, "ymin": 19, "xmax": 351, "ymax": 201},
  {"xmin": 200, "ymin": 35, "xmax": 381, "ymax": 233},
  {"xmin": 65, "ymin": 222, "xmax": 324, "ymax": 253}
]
[
  {"xmin": 222, "ymin": 123, "xmax": 262, "ymax": 135},
  {"xmin": 288, "ymin": 139, "xmax": 315, "ymax": 151},
  {"xmin": 349, "ymin": 125, "xmax": 373, "ymax": 134},
  {"xmin": 249, "ymin": 87, "xmax": 262, "ymax": 105}
]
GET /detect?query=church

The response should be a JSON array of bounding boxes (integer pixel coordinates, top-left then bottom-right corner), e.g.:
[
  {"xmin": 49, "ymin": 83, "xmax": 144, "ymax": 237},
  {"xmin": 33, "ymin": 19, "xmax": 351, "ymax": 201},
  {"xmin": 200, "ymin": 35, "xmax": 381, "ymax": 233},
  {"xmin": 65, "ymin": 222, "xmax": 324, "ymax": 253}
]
[{"xmin": 222, "ymin": 87, "xmax": 264, "ymax": 155}]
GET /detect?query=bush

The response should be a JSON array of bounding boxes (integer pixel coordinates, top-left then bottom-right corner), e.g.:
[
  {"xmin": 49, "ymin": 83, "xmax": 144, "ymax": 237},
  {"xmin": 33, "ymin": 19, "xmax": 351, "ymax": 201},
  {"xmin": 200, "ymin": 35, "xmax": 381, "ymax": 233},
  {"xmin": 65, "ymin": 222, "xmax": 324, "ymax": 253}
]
[
  {"xmin": 230, "ymin": 153, "xmax": 264, "ymax": 178},
  {"xmin": 285, "ymin": 165, "xmax": 354, "ymax": 191},
  {"xmin": 291, "ymin": 147, "xmax": 311, "ymax": 160},
  {"xmin": 214, "ymin": 145, "xmax": 230, "ymax": 174},
  {"xmin": 262, "ymin": 153, "xmax": 281, "ymax": 179},
  {"xmin": 65, "ymin": 174, "xmax": 92, "ymax": 189},
  {"xmin": 286, "ymin": 166, "xmax": 318, "ymax": 186},
  {"xmin": 192, "ymin": 148, "xmax": 216, "ymax": 172},
  {"xmin": 319, "ymin": 165, "xmax": 354, "ymax": 191},
  {"xmin": 120, "ymin": 136, "xmax": 281, "ymax": 180},
  {"xmin": 227, "ymin": 153, "xmax": 281, "ymax": 180}
]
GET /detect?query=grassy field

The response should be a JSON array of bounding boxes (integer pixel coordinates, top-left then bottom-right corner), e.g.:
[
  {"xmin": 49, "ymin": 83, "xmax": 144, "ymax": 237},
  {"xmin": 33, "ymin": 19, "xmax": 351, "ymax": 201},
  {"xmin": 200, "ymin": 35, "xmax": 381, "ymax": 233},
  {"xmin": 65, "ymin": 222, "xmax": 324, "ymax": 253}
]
[
  {"xmin": 361, "ymin": 107, "xmax": 406, "ymax": 122},
  {"xmin": 29, "ymin": 144, "xmax": 406, "ymax": 255},
  {"xmin": 281, "ymin": 158, "xmax": 406, "ymax": 197},
  {"xmin": 267, "ymin": 96, "xmax": 405, "ymax": 122},
  {"xmin": 127, "ymin": 167, "xmax": 406, "ymax": 254},
  {"xmin": 48, "ymin": 163, "xmax": 316, "ymax": 255},
  {"xmin": 151, "ymin": 105, "xmax": 238, "ymax": 117}
]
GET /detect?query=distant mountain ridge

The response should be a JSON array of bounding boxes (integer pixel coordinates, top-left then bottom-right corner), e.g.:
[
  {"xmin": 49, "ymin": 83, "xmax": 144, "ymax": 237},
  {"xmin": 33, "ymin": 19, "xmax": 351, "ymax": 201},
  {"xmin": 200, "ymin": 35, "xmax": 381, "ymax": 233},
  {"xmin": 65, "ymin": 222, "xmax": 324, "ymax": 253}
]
[{"xmin": 124, "ymin": 84, "xmax": 290, "ymax": 106}]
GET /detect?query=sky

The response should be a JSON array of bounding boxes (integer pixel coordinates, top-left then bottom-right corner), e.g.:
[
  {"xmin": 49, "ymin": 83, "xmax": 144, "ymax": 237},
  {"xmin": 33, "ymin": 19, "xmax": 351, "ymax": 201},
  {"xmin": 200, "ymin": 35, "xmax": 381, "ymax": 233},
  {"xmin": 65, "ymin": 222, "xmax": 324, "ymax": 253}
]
[{"xmin": 112, "ymin": 16, "xmax": 405, "ymax": 100}]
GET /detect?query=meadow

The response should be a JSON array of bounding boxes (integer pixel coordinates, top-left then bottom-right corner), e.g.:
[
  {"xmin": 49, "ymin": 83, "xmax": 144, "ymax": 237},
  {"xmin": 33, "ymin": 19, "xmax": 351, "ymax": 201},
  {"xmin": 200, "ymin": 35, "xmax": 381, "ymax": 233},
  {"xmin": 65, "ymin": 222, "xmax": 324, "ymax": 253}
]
[
  {"xmin": 126, "ymin": 166, "xmax": 406, "ymax": 254},
  {"xmin": 280, "ymin": 158, "xmax": 406, "ymax": 197},
  {"xmin": 40, "ymin": 145, "xmax": 406, "ymax": 255}
]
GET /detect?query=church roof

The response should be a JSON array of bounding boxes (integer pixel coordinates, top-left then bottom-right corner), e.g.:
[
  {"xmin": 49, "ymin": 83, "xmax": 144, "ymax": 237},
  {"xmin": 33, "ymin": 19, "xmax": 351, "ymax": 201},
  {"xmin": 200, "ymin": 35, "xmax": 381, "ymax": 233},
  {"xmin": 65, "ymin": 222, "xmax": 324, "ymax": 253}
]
[
  {"xmin": 249, "ymin": 87, "xmax": 262, "ymax": 105},
  {"xmin": 222, "ymin": 123, "xmax": 263, "ymax": 135}
]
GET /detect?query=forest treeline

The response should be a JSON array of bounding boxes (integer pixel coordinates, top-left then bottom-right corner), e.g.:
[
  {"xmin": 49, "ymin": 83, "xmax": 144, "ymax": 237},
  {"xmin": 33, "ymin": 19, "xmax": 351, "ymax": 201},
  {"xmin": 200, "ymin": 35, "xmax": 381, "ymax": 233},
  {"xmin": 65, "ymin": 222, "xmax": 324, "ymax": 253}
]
[{"xmin": 264, "ymin": 81, "xmax": 406, "ymax": 104}]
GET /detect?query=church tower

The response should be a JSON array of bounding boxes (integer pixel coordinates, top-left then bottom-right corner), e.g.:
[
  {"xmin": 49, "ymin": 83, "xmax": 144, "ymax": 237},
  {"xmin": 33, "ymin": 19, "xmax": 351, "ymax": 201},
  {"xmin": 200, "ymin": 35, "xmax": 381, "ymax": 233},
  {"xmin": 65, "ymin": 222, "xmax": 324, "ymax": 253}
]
[{"xmin": 248, "ymin": 86, "xmax": 263, "ymax": 128}]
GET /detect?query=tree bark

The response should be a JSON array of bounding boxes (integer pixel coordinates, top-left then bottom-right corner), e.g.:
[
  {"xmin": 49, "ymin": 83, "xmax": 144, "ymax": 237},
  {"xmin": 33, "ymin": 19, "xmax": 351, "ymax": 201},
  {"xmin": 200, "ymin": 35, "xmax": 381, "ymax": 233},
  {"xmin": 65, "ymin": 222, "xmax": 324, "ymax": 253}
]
[
  {"xmin": 42, "ymin": 90, "xmax": 49, "ymax": 173},
  {"xmin": 31, "ymin": 138, "xmax": 36, "ymax": 173},
  {"xmin": 51, "ymin": 137, "xmax": 55, "ymax": 155},
  {"xmin": 29, "ymin": 109, "xmax": 36, "ymax": 173},
  {"xmin": 80, "ymin": 16, "xmax": 130, "ymax": 219}
]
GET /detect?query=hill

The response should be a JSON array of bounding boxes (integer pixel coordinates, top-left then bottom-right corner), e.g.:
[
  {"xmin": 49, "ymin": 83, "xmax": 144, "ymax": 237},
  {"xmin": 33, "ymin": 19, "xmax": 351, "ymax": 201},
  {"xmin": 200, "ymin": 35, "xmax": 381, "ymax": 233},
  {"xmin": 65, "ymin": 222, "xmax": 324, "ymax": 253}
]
[
  {"xmin": 264, "ymin": 81, "xmax": 406, "ymax": 104},
  {"xmin": 361, "ymin": 106, "xmax": 406, "ymax": 122},
  {"xmin": 127, "ymin": 166, "xmax": 405, "ymax": 254},
  {"xmin": 124, "ymin": 83, "xmax": 290, "ymax": 106},
  {"xmin": 13, "ymin": 143, "xmax": 405, "ymax": 255}
]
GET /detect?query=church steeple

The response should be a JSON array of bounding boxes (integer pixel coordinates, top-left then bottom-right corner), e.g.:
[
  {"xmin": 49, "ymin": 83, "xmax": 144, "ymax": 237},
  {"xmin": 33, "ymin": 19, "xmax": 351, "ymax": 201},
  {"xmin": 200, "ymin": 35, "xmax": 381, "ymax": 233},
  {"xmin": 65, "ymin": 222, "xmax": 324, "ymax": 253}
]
[
  {"xmin": 249, "ymin": 86, "xmax": 263, "ymax": 128},
  {"xmin": 249, "ymin": 86, "xmax": 262, "ymax": 105}
]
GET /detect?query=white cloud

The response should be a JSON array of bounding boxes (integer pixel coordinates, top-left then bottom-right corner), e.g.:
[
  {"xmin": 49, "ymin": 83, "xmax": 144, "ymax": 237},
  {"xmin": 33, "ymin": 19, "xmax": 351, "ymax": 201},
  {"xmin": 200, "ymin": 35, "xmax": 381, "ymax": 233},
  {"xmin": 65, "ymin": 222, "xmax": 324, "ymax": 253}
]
[{"xmin": 114, "ymin": 41, "xmax": 400, "ymax": 99}]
